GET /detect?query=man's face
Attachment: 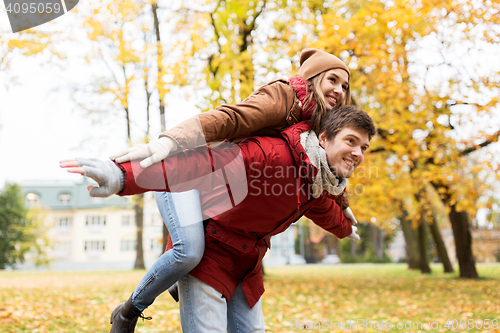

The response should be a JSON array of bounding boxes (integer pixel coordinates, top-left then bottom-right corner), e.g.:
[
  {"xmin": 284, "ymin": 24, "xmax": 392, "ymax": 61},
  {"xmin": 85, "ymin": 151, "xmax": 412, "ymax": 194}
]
[{"xmin": 319, "ymin": 127, "xmax": 370, "ymax": 178}]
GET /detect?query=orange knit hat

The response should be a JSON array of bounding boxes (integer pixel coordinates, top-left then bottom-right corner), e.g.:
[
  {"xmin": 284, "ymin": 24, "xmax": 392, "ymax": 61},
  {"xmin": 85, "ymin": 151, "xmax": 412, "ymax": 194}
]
[{"xmin": 298, "ymin": 48, "xmax": 350, "ymax": 80}]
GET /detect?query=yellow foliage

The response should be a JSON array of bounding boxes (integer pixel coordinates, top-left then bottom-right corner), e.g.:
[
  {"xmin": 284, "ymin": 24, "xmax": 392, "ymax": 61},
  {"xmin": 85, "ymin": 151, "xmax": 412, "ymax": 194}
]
[
  {"xmin": 36, "ymin": 0, "xmax": 498, "ymax": 233},
  {"xmin": 1, "ymin": 29, "xmax": 59, "ymax": 84},
  {"xmin": 310, "ymin": 0, "xmax": 500, "ymax": 228}
]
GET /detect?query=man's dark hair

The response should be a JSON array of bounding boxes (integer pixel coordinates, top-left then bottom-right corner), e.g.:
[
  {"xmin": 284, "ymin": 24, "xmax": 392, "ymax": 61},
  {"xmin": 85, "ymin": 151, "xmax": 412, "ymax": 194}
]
[{"xmin": 320, "ymin": 105, "xmax": 376, "ymax": 141}]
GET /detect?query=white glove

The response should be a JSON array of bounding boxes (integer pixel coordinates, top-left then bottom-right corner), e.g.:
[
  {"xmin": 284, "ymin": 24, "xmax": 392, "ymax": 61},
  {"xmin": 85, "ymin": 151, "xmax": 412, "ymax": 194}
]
[
  {"xmin": 347, "ymin": 225, "xmax": 360, "ymax": 241},
  {"xmin": 77, "ymin": 158, "xmax": 125, "ymax": 197},
  {"xmin": 343, "ymin": 207, "xmax": 358, "ymax": 225},
  {"xmin": 110, "ymin": 137, "xmax": 178, "ymax": 169}
]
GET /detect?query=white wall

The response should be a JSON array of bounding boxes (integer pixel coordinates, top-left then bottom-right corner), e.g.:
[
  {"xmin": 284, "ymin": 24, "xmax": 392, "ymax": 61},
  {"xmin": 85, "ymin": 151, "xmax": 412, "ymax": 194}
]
[{"xmin": 40, "ymin": 193, "xmax": 165, "ymax": 270}]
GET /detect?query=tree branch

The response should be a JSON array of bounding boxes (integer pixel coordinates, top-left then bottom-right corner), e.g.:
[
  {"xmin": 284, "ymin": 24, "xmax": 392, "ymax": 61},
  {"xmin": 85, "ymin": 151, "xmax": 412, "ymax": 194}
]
[
  {"xmin": 240, "ymin": 0, "xmax": 267, "ymax": 53},
  {"xmin": 208, "ymin": 0, "xmax": 224, "ymax": 76},
  {"xmin": 459, "ymin": 129, "xmax": 500, "ymax": 156},
  {"xmin": 369, "ymin": 147, "xmax": 388, "ymax": 154},
  {"xmin": 368, "ymin": 128, "xmax": 394, "ymax": 154}
]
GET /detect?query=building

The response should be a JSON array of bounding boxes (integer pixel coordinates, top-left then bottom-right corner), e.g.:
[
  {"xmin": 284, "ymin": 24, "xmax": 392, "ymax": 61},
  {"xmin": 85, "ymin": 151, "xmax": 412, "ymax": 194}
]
[
  {"xmin": 20, "ymin": 177, "xmax": 303, "ymax": 270},
  {"xmin": 262, "ymin": 224, "xmax": 298, "ymax": 266},
  {"xmin": 21, "ymin": 178, "xmax": 164, "ymax": 270}
]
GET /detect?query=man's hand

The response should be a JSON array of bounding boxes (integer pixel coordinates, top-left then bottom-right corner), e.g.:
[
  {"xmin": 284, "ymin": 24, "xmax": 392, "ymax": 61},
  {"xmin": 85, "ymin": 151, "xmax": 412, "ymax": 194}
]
[
  {"xmin": 59, "ymin": 158, "xmax": 125, "ymax": 197},
  {"xmin": 343, "ymin": 207, "xmax": 358, "ymax": 225},
  {"xmin": 109, "ymin": 137, "xmax": 178, "ymax": 169},
  {"xmin": 347, "ymin": 225, "xmax": 360, "ymax": 241}
]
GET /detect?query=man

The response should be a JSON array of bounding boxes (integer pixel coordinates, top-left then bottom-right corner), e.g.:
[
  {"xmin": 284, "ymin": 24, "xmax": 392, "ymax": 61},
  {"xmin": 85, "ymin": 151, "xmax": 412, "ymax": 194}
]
[{"xmin": 61, "ymin": 105, "xmax": 376, "ymax": 332}]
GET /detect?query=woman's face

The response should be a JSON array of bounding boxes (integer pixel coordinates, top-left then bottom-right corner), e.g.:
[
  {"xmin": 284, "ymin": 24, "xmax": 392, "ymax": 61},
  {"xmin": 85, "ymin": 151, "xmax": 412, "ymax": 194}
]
[{"xmin": 320, "ymin": 69, "xmax": 349, "ymax": 108}]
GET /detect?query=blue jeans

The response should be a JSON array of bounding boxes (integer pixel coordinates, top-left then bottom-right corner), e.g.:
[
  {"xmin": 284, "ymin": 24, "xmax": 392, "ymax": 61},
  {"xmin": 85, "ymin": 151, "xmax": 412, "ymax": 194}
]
[
  {"xmin": 131, "ymin": 190, "xmax": 204, "ymax": 311},
  {"xmin": 179, "ymin": 274, "xmax": 265, "ymax": 333}
]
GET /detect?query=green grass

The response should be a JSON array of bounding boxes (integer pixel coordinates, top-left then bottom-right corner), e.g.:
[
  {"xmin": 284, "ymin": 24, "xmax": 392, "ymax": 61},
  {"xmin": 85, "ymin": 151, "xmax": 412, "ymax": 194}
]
[{"xmin": 0, "ymin": 263, "xmax": 499, "ymax": 332}]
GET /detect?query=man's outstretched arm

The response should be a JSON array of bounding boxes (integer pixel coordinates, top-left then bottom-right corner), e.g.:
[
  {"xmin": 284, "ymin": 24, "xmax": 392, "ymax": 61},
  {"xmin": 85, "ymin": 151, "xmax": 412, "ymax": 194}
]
[{"xmin": 60, "ymin": 143, "xmax": 246, "ymax": 198}]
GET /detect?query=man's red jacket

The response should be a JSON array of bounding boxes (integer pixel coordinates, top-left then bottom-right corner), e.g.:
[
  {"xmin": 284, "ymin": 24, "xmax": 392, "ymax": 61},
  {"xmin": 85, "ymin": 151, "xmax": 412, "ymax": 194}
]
[{"xmin": 116, "ymin": 121, "xmax": 353, "ymax": 308}]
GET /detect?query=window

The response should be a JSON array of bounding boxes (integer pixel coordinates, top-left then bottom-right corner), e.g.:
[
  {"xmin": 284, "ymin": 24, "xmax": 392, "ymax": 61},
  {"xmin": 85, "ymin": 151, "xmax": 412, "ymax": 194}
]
[
  {"xmin": 84, "ymin": 241, "xmax": 105, "ymax": 252},
  {"xmin": 55, "ymin": 217, "xmax": 72, "ymax": 228},
  {"xmin": 120, "ymin": 240, "xmax": 136, "ymax": 251},
  {"xmin": 121, "ymin": 215, "xmax": 135, "ymax": 226},
  {"xmin": 151, "ymin": 238, "xmax": 163, "ymax": 251},
  {"xmin": 85, "ymin": 215, "xmax": 106, "ymax": 227},
  {"xmin": 59, "ymin": 192, "xmax": 71, "ymax": 205},
  {"xmin": 55, "ymin": 217, "xmax": 72, "ymax": 233},
  {"xmin": 26, "ymin": 192, "xmax": 40, "ymax": 206}
]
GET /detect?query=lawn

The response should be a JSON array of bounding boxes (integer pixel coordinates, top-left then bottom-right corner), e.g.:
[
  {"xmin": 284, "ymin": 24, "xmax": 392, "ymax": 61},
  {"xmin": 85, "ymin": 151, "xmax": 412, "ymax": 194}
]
[{"xmin": 0, "ymin": 263, "xmax": 499, "ymax": 332}]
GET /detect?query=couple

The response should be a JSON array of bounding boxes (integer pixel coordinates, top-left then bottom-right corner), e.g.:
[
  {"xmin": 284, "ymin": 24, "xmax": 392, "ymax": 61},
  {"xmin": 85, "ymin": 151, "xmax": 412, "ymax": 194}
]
[{"xmin": 60, "ymin": 48, "xmax": 376, "ymax": 332}]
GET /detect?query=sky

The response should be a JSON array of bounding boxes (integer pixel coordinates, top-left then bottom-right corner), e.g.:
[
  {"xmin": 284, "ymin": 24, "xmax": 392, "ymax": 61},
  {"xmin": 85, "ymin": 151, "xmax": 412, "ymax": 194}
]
[{"xmin": 0, "ymin": 59, "xmax": 199, "ymax": 188}]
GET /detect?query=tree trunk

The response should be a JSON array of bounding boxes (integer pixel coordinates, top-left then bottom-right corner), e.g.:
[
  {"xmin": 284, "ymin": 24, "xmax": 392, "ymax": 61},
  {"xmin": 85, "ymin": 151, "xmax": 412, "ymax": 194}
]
[
  {"xmin": 151, "ymin": 1, "xmax": 168, "ymax": 250},
  {"xmin": 375, "ymin": 228, "xmax": 384, "ymax": 259},
  {"xmin": 449, "ymin": 204, "xmax": 478, "ymax": 278},
  {"xmin": 162, "ymin": 224, "xmax": 169, "ymax": 252},
  {"xmin": 151, "ymin": 2, "xmax": 166, "ymax": 133},
  {"xmin": 432, "ymin": 182, "xmax": 479, "ymax": 279},
  {"xmin": 370, "ymin": 224, "xmax": 381, "ymax": 258},
  {"xmin": 417, "ymin": 220, "xmax": 432, "ymax": 274},
  {"xmin": 350, "ymin": 239, "xmax": 357, "ymax": 256},
  {"xmin": 400, "ymin": 212, "xmax": 420, "ymax": 269},
  {"xmin": 134, "ymin": 194, "xmax": 146, "ymax": 269},
  {"xmin": 428, "ymin": 216, "xmax": 454, "ymax": 273}
]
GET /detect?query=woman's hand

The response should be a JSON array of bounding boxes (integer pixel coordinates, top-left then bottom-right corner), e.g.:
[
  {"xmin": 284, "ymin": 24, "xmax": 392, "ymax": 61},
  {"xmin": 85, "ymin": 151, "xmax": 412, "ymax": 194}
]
[
  {"xmin": 347, "ymin": 225, "xmax": 360, "ymax": 241},
  {"xmin": 343, "ymin": 207, "xmax": 360, "ymax": 240},
  {"xmin": 59, "ymin": 158, "xmax": 125, "ymax": 197},
  {"xmin": 343, "ymin": 206, "xmax": 358, "ymax": 225},
  {"xmin": 109, "ymin": 137, "xmax": 178, "ymax": 168}
]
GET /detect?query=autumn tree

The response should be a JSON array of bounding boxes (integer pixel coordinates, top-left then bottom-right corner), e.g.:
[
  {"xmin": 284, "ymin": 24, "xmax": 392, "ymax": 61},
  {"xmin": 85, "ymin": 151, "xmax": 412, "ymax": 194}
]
[
  {"xmin": 0, "ymin": 183, "xmax": 51, "ymax": 269},
  {"xmin": 82, "ymin": 0, "xmax": 162, "ymax": 269},
  {"xmin": 486, "ymin": 195, "xmax": 500, "ymax": 227},
  {"xmin": 148, "ymin": 0, "xmax": 175, "ymax": 248},
  {"xmin": 168, "ymin": 0, "xmax": 269, "ymax": 107},
  {"xmin": 310, "ymin": 0, "xmax": 500, "ymax": 278},
  {"xmin": 0, "ymin": 25, "xmax": 62, "ymax": 90},
  {"xmin": 74, "ymin": 0, "xmax": 500, "ymax": 278},
  {"xmin": 166, "ymin": 0, "xmax": 334, "ymax": 107},
  {"xmin": 426, "ymin": 187, "xmax": 454, "ymax": 273},
  {"xmin": 406, "ymin": 1, "xmax": 499, "ymax": 278}
]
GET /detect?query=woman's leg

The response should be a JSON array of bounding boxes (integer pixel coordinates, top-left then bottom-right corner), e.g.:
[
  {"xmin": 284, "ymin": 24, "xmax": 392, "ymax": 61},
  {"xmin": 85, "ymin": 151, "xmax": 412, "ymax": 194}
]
[{"xmin": 131, "ymin": 190, "xmax": 204, "ymax": 310}]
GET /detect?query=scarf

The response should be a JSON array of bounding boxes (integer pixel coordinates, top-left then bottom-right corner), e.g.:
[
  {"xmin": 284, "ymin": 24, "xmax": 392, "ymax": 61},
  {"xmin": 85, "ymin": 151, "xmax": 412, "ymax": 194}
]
[
  {"xmin": 289, "ymin": 76, "xmax": 315, "ymax": 120},
  {"xmin": 300, "ymin": 130, "xmax": 347, "ymax": 198}
]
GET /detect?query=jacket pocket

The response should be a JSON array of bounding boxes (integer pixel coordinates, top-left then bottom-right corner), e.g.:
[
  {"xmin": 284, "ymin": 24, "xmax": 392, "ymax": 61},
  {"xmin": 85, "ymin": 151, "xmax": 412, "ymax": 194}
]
[{"xmin": 206, "ymin": 220, "xmax": 256, "ymax": 254}]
